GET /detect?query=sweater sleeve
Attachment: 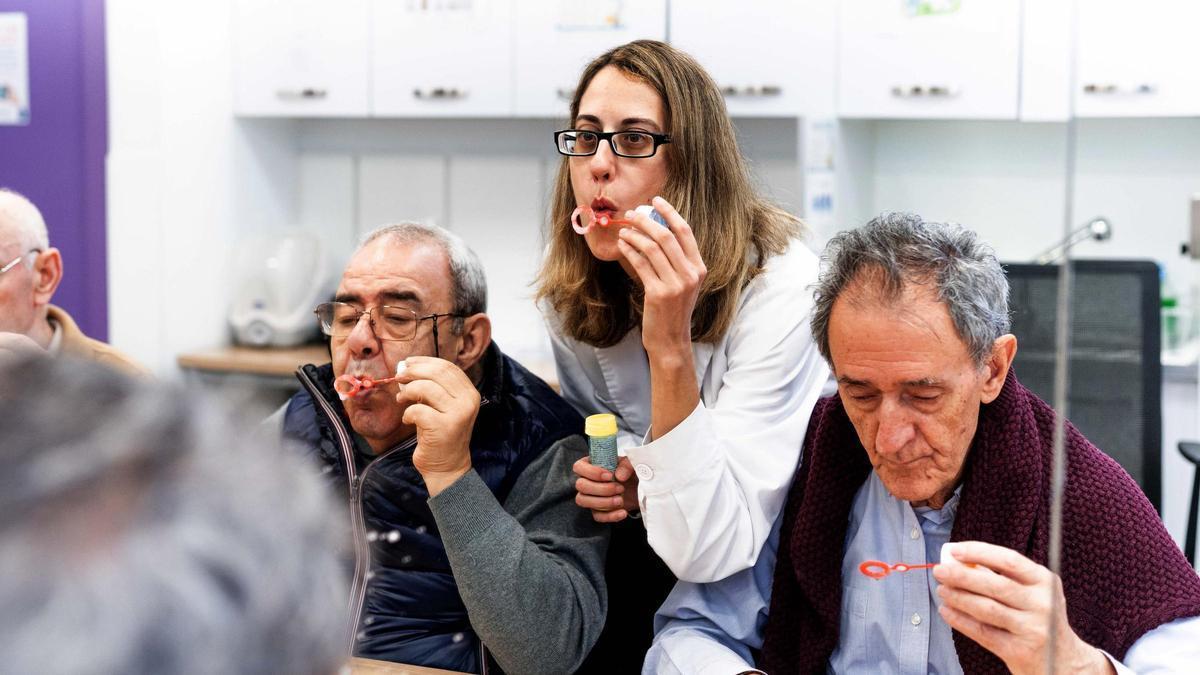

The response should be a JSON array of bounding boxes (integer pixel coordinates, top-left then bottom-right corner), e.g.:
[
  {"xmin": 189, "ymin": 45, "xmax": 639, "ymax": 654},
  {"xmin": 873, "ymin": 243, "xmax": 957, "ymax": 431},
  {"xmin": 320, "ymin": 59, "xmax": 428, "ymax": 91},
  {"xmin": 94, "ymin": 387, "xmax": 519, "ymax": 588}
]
[{"xmin": 427, "ymin": 434, "xmax": 609, "ymax": 675}]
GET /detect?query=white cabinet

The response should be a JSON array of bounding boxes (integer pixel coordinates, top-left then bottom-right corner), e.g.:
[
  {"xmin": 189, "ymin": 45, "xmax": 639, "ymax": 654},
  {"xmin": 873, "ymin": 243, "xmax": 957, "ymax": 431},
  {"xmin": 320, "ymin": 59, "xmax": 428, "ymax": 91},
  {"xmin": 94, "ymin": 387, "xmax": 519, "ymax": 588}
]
[
  {"xmin": 837, "ymin": 0, "xmax": 1022, "ymax": 119},
  {"xmin": 371, "ymin": 0, "xmax": 513, "ymax": 117},
  {"xmin": 671, "ymin": 0, "xmax": 833, "ymax": 118},
  {"xmin": 232, "ymin": 0, "xmax": 370, "ymax": 116},
  {"xmin": 1075, "ymin": 1, "xmax": 1200, "ymax": 118},
  {"xmin": 513, "ymin": 1, "xmax": 666, "ymax": 118}
]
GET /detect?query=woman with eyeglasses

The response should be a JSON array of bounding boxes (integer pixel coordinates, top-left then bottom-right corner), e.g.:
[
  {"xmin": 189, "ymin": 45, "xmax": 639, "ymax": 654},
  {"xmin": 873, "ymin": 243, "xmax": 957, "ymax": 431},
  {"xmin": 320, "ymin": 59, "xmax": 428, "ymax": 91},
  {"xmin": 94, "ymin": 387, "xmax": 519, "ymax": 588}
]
[{"xmin": 535, "ymin": 40, "xmax": 830, "ymax": 669}]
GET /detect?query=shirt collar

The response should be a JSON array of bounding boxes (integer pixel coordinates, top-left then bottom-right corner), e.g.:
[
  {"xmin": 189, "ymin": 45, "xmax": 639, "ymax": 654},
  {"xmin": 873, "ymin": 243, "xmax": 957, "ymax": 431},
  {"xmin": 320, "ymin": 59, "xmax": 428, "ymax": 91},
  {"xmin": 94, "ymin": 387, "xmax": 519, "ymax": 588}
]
[{"xmin": 911, "ymin": 484, "xmax": 963, "ymax": 526}]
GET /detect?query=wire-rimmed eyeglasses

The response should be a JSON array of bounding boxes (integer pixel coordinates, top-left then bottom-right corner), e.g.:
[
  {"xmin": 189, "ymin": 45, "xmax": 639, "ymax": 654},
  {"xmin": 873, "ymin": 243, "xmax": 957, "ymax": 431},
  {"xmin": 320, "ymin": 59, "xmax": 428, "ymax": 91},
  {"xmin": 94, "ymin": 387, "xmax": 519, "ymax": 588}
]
[
  {"xmin": 0, "ymin": 249, "xmax": 40, "ymax": 276},
  {"xmin": 314, "ymin": 302, "xmax": 464, "ymax": 358},
  {"xmin": 554, "ymin": 129, "xmax": 672, "ymax": 158}
]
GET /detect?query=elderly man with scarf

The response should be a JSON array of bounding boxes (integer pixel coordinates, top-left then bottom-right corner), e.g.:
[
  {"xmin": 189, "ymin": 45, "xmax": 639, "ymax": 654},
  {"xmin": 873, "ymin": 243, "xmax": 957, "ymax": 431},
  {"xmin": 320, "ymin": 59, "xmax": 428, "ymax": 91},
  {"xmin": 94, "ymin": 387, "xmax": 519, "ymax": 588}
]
[{"xmin": 644, "ymin": 213, "xmax": 1200, "ymax": 675}]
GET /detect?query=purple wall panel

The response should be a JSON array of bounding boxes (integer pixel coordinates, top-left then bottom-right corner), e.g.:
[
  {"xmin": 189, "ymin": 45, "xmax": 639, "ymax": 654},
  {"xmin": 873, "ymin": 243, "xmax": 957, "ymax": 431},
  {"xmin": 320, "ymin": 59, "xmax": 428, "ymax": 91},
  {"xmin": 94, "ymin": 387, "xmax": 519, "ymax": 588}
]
[{"xmin": 0, "ymin": 0, "xmax": 107, "ymax": 340}]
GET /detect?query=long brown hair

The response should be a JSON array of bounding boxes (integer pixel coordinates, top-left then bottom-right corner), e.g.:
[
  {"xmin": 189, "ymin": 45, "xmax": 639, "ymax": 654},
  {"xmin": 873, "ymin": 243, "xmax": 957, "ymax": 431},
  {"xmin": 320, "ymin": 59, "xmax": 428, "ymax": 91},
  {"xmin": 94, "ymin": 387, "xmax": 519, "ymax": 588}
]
[{"xmin": 535, "ymin": 40, "xmax": 803, "ymax": 348}]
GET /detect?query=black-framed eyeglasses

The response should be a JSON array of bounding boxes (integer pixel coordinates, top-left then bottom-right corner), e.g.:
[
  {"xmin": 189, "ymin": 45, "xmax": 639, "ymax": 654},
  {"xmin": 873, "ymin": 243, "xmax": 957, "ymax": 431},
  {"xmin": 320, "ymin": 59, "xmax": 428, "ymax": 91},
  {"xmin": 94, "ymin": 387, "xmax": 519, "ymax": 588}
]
[
  {"xmin": 554, "ymin": 129, "xmax": 671, "ymax": 158},
  {"xmin": 0, "ymin": 249, "xmax": 40, "ymax": 276},
  {"xmin": 315, "ymin": 302, "xmax": 465, "ymax": 357}
]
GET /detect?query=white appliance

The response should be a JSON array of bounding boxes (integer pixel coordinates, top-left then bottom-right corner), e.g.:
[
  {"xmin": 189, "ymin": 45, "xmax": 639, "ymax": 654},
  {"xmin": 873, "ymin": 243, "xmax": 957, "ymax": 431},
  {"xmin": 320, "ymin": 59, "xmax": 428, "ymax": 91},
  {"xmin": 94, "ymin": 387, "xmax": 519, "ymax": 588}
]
[{"xmin": 227, "ymin": 232, "xmax": 332, "ymax": 347}]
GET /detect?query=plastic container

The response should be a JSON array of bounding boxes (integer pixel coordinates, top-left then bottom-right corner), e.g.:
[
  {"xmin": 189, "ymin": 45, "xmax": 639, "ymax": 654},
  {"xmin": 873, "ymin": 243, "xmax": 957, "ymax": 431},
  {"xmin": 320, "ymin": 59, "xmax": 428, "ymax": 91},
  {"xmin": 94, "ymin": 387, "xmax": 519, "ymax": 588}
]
[
  {"xmin": 585, "ymin": 413, "xmax": 619, "ymax": 472},
  {"xmin": 634, "ymin": 204, "xmax": 669, "ymax": 228}
]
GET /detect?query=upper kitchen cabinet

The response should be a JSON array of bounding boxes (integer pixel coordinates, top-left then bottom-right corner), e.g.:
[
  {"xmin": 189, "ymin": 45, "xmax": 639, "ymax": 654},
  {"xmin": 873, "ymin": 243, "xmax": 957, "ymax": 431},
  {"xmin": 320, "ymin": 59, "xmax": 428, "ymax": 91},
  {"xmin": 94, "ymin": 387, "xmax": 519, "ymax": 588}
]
[
  {"xmin": 671, "ymin": 0, "xmax": 834, "ymax": 117},
  {"xmin": 1075, "ymin": 1, "xmax": 1200, "ymax": 117},
  {"xmin": 232, "ymin": 0, "xmax": 370, "ymax": 116},
  {"xmin": 513, "ymin": 1, "xmax": 666, "ymax": 118},
  {"xmin": 837, "ymin": 0, "xmax": 1022, "ymax": 119},
  {"xmin": 371, "ymin": 0, "xmax": 514, "ymax": 117}
]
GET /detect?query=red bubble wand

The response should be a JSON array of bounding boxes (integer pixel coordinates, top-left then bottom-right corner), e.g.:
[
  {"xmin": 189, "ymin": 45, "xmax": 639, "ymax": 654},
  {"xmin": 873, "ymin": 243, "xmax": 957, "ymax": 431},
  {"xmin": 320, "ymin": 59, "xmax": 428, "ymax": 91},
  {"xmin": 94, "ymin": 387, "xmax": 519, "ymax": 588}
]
[{"xmin": 858, "ymin": 560, "xmax": 937, "ymax": 579}]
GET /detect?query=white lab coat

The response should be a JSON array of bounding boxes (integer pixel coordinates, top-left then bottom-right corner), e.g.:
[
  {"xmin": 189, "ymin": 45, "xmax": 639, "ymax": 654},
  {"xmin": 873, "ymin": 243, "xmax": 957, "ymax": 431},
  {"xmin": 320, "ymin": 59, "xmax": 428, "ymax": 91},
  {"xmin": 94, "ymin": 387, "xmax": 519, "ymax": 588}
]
[{"xmin": 545, "ymin": 240, "xmax": 831, "ymax": 582}]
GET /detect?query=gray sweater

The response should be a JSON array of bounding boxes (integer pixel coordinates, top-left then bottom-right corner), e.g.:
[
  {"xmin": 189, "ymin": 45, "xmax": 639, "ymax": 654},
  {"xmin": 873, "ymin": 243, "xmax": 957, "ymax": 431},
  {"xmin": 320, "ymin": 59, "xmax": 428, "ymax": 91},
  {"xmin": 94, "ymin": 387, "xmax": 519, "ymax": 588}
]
[
  {"xmin": 428, "ymin": 434, "xmax": 608, "ymax": 675},
  {"xmin": 267, "ymin": 403, "xmax": 609, "ymax": 674}
]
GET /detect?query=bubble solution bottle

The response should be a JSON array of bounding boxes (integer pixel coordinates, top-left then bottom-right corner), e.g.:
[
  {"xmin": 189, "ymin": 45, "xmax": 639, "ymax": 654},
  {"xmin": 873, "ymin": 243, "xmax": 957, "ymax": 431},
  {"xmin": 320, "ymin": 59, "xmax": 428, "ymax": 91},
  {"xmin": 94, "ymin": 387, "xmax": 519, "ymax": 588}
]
[{"xmin": 585, "ymin": 413, "xmax": 619, "ymax": 473}]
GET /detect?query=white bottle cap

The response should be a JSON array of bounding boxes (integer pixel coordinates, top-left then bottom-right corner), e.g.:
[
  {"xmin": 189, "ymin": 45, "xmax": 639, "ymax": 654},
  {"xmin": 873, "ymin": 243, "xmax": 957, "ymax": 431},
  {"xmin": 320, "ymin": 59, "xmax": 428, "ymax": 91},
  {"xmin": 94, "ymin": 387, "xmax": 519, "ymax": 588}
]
[{"xmin": 634, "ymin": 204, "xmax": 668, "ymax": 227}]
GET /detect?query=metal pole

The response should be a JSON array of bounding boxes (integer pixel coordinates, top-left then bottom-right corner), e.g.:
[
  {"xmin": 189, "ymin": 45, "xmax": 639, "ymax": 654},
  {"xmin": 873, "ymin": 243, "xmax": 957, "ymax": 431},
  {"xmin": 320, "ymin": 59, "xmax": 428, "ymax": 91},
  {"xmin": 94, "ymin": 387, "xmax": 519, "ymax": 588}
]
[{"xmin": 1046, "ymin": 2, "xmax": 1081, "ymax": 672}]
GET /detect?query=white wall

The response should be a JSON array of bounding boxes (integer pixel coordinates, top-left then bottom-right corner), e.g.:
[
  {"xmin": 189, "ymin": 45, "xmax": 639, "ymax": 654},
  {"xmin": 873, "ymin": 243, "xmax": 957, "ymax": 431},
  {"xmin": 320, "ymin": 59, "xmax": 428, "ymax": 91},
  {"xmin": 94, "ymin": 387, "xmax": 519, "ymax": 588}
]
[
  {"xmin": 863, "ymin": 118, "xmax": 1200, "ymax": 291},
  {"xmin": 107, "ymin": 0, "xmax": 298, "ymax": 374}
]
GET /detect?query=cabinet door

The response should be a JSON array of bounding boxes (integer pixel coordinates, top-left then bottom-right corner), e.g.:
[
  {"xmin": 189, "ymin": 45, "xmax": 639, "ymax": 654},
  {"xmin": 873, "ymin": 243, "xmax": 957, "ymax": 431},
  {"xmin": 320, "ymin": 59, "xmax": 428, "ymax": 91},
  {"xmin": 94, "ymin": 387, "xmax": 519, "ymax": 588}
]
[
  {"xmin": 371, "ymin": 0, "xmax": 513, "ymax": 117},
  {"xmin": 233, "ymin": 0, "xmax": 370, "ymax": 116},
  {"xmin": 1075, "ymin": 1, "xmax": 1200, "ymax": 117},
  {"xmin": 513, "ymin": 0, "xmax": 666, "ymax": 118},
  {"xmin": 838, "ymin": 0, "xmax": 1021, "ymax": 119},
  {"xmin": 671, "ymin": 0, "xmax": 830, "ymax": 117}
]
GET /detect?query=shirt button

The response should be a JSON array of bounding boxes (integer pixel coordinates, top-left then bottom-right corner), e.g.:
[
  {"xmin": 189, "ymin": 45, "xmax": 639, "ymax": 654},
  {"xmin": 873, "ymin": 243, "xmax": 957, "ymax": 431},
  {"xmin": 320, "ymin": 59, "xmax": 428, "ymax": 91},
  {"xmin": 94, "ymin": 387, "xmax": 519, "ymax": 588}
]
[
  {"xmin": 911, "ymin": 613, "xmax": 922, "ymax": 626},
  {"xmin": 634, "ymin": 464, "xmax": 654, "ymax": 481},
  {"xmin": 909, "ymin": 527, "xmax": 920, "ymax": 540}
]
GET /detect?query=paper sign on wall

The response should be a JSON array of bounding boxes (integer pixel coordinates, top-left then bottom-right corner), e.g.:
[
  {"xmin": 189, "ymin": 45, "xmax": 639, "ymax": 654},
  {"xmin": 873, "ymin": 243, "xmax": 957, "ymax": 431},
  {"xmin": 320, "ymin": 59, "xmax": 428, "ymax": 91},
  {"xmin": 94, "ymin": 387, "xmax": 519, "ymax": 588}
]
[{"xmin": 0, "ymin": 12, "xmax": 30, "ymax": 125}]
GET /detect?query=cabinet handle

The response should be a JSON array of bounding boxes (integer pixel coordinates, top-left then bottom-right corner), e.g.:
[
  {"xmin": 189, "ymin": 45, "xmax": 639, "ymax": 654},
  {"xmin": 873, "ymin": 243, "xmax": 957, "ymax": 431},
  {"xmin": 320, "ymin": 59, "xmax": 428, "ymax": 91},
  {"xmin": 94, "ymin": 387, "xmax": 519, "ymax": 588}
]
[
  {"xmin": 275, "ymin": 88, "xmax": 328, "ymax": 100},
  {"xmin": 1082, "ymin": 83, "xmax": 1157, "ymax": 95},
  {"xmin": 890, "ymin": 85, "xmax": 958, "ymax": 99},
  {"xmin": 556, "ymin": 87, "xmax": 575, "ymax": 101},
  {"xmin": 719, "ymin": 84, "xmax": 783, "ymax": 98},
  {"xmin": 413, "ymin": 87, "xmax": 468, "ymax": 100}
]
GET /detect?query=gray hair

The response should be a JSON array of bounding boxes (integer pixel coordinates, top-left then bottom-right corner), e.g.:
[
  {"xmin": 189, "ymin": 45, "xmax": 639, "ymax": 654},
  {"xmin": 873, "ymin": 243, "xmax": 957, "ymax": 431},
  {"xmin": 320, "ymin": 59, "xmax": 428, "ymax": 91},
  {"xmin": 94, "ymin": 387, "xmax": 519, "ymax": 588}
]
[
  {"xmin": 0, "ymin": 356, "xmax": 351, "ymax": 675},
  {"xmin": 359, "ymin": 222, "xmax": 488, "ymax": 333},
  {"xmin": 811, "ymin": 212, "xmax": 1011, "ymax": 367},
  {"xmin": 0, "ymin": 188, "xmax": 50, "ymax": 252}
]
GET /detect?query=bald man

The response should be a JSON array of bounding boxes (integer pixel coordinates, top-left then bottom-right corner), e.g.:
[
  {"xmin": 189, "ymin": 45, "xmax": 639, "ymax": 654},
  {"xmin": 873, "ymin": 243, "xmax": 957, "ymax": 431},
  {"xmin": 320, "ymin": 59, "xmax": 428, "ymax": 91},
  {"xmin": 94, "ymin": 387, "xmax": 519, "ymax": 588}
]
[{"xmin": 0, "ymin": 188, "xmax": 146, "ymax": 375}]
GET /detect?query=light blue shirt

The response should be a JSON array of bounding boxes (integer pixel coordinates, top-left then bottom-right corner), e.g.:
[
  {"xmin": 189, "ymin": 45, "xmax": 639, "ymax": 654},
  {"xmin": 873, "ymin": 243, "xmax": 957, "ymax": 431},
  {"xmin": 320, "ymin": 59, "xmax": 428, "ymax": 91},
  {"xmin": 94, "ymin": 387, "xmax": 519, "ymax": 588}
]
[
  {"xmin": 830, "ymin": 472, "xmax": 961, "ymax": 675},
  {"xmin": 645, "ymin": 472, "xmax": 1200, "ymax": 675}
]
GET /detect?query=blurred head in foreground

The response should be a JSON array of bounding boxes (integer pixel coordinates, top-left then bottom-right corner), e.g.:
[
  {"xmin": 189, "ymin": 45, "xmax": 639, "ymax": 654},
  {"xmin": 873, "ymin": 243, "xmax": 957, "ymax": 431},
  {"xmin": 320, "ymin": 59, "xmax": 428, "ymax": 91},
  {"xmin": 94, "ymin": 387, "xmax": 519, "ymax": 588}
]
[{"xmin": 0, "ymin": 355, "xmax": 350, "ymax": 675}]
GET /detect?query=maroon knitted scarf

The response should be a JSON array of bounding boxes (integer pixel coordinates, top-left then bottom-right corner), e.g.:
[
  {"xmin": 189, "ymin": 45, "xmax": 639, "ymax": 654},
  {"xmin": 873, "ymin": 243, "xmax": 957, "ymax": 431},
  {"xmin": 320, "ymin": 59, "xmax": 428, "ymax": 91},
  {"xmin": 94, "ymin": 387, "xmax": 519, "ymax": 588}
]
[{"xmin": 759, "ymin": 372, "xmax": 1200, "ymax": 674}]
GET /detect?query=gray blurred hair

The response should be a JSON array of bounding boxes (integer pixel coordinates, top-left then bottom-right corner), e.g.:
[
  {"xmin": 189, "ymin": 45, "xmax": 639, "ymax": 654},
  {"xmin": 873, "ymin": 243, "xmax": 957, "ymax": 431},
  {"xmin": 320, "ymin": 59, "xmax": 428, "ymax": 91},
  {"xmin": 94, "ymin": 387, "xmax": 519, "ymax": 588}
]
[
  {"xmin": 359, "ymin": 222, "xmax": 488, "ymax": 333},
  {"xmin": 0, "ymin": 187, "xmax": 50, "ymax": 252},
  {"xmin": 811, "ymin": 213, "xmax": 1011, "ymax": 367},
  {"xmin": 0, "ymin": 356, "xmax": 351, "ymax": 675}
]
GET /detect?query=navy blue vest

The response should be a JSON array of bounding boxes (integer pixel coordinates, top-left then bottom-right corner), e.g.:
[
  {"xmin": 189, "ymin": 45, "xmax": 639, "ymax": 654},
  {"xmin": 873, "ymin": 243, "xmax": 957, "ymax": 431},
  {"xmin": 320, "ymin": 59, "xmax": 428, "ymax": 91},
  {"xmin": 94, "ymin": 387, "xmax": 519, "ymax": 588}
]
[{"xmin": 282, "ymin": 343, "xmax": 582, "ymax": 673}]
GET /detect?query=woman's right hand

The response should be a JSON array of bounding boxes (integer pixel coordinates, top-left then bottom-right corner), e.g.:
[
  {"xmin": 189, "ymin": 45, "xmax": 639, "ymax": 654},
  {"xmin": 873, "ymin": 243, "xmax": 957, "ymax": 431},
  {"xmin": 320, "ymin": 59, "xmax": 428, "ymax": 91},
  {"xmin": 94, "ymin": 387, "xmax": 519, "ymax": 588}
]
[{"xmin": 573, "ymin": 456, "xmax": 639, "ymax": 523}]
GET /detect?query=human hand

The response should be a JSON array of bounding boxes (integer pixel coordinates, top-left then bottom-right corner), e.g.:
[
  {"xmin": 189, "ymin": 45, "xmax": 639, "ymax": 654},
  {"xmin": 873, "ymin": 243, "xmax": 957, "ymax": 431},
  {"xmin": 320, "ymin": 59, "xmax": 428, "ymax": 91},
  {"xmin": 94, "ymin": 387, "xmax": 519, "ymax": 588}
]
[
  {"xmin": 933, "ymin": 541, "xmax": 1113, "ymax": 675},
  {"xmin": 573, "ymin": 455, "xmax": 639, "ymax": 523},
  {"xmin": 395, "ymin": 356, "xmax": 480, "ymax": 497},
  {"xmin": 616, "ymin": 196, "xmax": 706, "ymax": 358}
]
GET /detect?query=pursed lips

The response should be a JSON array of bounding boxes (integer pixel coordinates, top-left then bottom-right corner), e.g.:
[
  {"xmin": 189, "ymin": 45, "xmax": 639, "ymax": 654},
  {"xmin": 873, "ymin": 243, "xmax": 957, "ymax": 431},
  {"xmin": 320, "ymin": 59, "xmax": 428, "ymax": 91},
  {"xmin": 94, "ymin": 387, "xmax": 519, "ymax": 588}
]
[{"xmin": 590, "ymin": 195, "xmax": 617, "ymax": 214}]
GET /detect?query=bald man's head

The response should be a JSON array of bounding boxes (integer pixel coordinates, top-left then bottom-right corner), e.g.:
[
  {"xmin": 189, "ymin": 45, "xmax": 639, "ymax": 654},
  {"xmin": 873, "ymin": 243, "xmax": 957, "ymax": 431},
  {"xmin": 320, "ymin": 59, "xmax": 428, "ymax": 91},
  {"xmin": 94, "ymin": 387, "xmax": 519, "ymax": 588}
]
[
  {"xmin": 0, "ymin": 189, "xmax": 50, "ymax": 251},
  {"xmin": 0, "ymin": 189, "xmax": 60, "ymax": 347}
]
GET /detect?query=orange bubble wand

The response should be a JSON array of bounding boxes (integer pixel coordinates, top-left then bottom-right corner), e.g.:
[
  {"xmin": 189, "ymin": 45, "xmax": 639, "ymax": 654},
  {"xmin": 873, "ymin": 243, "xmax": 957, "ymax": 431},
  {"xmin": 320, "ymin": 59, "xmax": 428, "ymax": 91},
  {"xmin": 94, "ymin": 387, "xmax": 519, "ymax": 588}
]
[
  {"xmin": 334, "ymin": 373, "xmax": 401, "ymax": 400},
  {"xmin": 858, "ymin": 560, "xmax": 937, "ymax": 579}
]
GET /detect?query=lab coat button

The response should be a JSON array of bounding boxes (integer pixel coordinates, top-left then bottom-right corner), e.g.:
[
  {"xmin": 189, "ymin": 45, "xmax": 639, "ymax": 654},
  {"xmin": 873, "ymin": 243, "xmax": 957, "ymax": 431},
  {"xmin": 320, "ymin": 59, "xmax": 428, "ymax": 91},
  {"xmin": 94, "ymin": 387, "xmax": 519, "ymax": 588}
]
[{"xmin": 634, "ymin": 464, "xmax": 654, "ymax": 481}]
